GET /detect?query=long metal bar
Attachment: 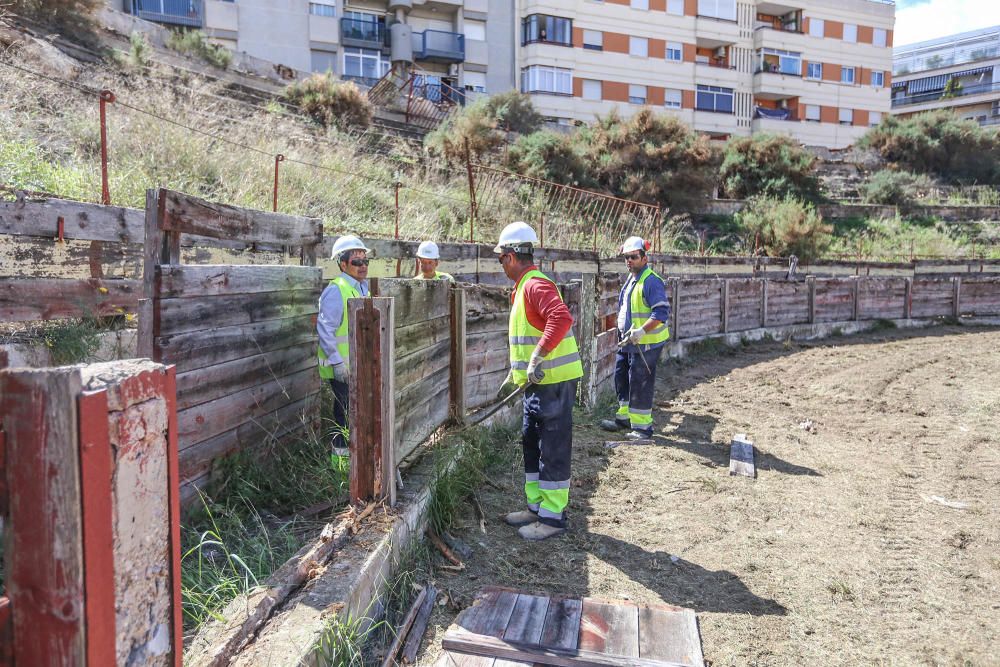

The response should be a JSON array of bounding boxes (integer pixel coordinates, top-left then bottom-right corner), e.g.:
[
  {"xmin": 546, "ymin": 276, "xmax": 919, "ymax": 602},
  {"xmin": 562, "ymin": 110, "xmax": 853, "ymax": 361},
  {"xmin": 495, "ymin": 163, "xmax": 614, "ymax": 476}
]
[{"xmin": 99, "ymin": 90, "xmax": 116, "ymax": 205}]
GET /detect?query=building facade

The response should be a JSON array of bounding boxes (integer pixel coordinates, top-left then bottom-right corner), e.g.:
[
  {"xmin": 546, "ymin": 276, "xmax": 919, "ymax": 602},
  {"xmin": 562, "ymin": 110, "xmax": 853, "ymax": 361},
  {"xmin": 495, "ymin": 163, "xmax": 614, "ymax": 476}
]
[
  {"xmin": 892, "ymin": 26, "xmax": 1000, "ymax": 128},
  {"xmin": 113, "ymin": 0, "xmax": 894, "ymax": 148}
]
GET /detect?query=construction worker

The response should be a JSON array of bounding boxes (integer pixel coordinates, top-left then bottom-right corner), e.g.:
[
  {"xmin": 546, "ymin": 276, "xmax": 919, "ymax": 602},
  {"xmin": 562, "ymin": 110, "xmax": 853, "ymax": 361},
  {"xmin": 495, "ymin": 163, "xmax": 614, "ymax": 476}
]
[
  {"xmin": 317, "ymin": 235, "xmax": 371, "ymax": 457},
  {"xmin": 495, "ymin": 221, "xmax": 583, "ymax": 541},
  {"xmin": 414, "ymin": 240, "xmax": 455, "ymax": 282},
  {"xmin": 600, "ymin": 236, "xmax": 671, "ymax": 440}
]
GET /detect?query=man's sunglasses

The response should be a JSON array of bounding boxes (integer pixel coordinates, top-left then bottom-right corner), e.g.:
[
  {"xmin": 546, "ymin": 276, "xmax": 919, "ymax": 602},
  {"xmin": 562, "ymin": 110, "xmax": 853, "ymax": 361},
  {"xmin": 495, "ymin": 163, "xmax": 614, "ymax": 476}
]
[
  {"xmin": 349, "ymin": 258, "xmax": 370, "ymax": 267},
  {"xmin": 623, "ymin": 253, "xmax": 643, "ymax": 261}
]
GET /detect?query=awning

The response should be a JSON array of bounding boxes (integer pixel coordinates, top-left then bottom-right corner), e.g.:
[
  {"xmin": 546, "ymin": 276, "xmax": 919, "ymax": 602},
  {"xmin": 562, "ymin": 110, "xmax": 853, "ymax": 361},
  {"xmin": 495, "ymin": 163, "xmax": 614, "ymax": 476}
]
[
  {"xmin": 892, "ymin": 80, "xmax": 907, "ymax": 89},
  {"xmin": 950, "ymin": 65, "xmax": 993, "ymax": 79},
  {"xmin": 907, "ymin": 74, "xmax": 948, "ymax": 94}
]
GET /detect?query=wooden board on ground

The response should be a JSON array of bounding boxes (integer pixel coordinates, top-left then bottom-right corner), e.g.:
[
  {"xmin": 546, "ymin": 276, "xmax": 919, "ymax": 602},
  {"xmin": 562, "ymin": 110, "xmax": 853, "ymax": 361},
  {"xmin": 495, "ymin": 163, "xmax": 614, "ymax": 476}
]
[
  {"xmin": 604, "ymin": 439, "xmax": 653, "ymax": 449},
  {"xmin": 729, "ymin": 434, "xmax": 755, "ymax": 478},
  {"xmin": 441, "ymin": 587, "xmax": 703, "ymax": 667}
]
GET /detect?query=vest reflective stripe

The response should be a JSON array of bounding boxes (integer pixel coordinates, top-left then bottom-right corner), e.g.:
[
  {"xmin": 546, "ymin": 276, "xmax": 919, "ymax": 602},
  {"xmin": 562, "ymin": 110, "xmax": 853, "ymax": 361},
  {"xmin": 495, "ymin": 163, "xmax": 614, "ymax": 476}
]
[
  {"xmin": 508, "ymin": 270, "xmax": 584, "ymax": 386},
  {"xmin": 416, "ymin": 271, "xmax": 454, "ymax": 282},
  {"xmin": 317, "ymin": 276, "xmax": 359, "ymax": 379},
  {"xmin": 629, "ymin": 267, "xmax": 671, "ymax": 347}
]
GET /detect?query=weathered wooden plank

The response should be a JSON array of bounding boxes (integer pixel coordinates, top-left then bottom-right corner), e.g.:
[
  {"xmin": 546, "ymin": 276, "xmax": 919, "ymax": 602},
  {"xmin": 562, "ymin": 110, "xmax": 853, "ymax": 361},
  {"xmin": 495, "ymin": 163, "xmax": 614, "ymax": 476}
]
[
  {"xmin": 178, "ymin": 366, "xmax": 319, "ymax": 448},
  {"xmin": 0, "ymin": 368, "xmax": 86, "ymax": 665},
  {"xmin": 175, "ymin": 345, "xmax": 316, "ymax": 411},
  {"xmin": 160, "ymin": 189, "xmax": 323, "ymax": 247},
  {"xmin": 156, "ymin": 314, "xmax": 316, "ymax": 373},
  {"xmin": 395, "ymin": 391, "xmax": 449, "ymax": 464},
  {"xmin": 0, "ymin": 237, "xmax": 142, "ymax": 279},
  {"xmin": 433, "ymin": 652, "xmax": 498, "ymax": 667},
  {"xmin": 158, "ymin": 289, "xmax": 318, "ymax": 335},
  {"xmin": 0, "ymin": 197, "xmax": 144, "ymax": 243},
  {"xmin": 459, "ymin": 589, "xmax": 519, "ymax": 639},
  {"xmin": 451, "ymin": 288, "xmax": 467, "ymax": 422},
  {"xmin": 503, "ymin": 594, "xmax": 550, "ymax": 646},
  {"xmin": 395, "ymin": 340, "xmax": 450, "ymax": 390},
  {"xmin": 580, "ymin": 598, "xmax": 639, "ymax": 658},
  {"xmin": 729, "ymin": 434, "xmax": 755, "ymax": 478},
  {"xmin": 638, "ymin": 606, "xmax": 704, "ymax": 666},
  {"xmin": 539, "ymin": 597, "xmax": 582, "ymax": 652},
  {"xmin": 379, "ymin": 278, "xmax": 451, "ymax": 327},
  {"xmin": 155, "ymin": 265, "xmax": 321, "ymax": 298},
  {"xmin": 396, "ymin": 315, "xmax": 451, "ymax": 358},
  {"xmin": 0, "ymin": 278, "xmax": 139, "ymax": 321}
]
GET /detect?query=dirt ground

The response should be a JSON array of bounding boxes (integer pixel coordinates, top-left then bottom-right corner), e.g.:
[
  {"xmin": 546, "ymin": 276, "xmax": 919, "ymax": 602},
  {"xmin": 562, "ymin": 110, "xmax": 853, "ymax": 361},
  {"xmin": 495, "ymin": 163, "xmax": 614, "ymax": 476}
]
[{"xmin": 416, "ymin": 325, "xmax": 1000, "ymax": 667}]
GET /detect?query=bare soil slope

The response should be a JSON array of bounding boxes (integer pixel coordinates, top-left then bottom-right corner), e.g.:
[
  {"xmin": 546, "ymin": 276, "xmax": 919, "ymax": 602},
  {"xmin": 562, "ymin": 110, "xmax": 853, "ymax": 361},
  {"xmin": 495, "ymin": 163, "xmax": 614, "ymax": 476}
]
[{"xmin": 419, "ymin": 326, "xmax": 1000, "ymax": 667}]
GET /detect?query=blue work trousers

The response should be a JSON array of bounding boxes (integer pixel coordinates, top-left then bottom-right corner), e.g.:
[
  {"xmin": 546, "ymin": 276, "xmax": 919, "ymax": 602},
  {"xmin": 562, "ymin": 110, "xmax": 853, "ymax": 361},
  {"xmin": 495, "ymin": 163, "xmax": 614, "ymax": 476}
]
[
  {"xmin": 522, "ymin": 380, "xmax": 577, "ymax": 528},
  {"xmin": 613, "ymin": 345, "xmax": 664, "ymax": 437}
]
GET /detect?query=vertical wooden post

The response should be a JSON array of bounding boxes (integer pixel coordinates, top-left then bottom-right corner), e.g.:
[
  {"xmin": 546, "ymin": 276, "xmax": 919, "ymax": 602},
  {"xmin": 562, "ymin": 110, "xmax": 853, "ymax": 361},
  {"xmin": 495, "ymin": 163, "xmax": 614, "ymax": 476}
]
[
  {"xmin": 852, "ymin": 277, "xmax": 861, "ymax": 321},
  {"xmin": 720, "ymin": 279, "xmax": 730, "ymax": 334},
  {"xmin": 348, "ymin": 298, "xmax": 396, "ymax": 506},
  {"xmin": 807, "ymin": 276, "xmax": 817, "ymax": 324},
  {"xmin": 449, "ymin": 287, "xmax": 467, "ymax": 424},
  {"xmin": 140, "ymin": 189, "xmax": 163, "ymax": 360},
  {"xmin": 670, "ymin": 278, "xmax": 680, "ymax": 340},
  {"xmin": 953, "ymin": 276, "xmax": 962, "ymax": 319},
  {"xmin": 760, "ymin": 278, "xmax": 768, "ymax": 328},
  {"xmin": 578, "ymin": 275, "xmax": 597, "ymax": 409},
  {"xmin": 903, "ymin": 277, "xmax": 913, "ymax": 319},
  {"xmin": 0, "ymin": 368, "xmax": 86, "ymax": 666}
]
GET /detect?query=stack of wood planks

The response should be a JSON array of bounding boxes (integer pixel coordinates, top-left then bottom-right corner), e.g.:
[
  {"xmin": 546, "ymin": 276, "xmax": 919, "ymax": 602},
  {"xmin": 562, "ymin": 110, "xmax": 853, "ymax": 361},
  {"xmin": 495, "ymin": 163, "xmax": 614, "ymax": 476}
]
[{"xmin": 464, "ymin": 284, "xmax": 513, "ymax": 413}]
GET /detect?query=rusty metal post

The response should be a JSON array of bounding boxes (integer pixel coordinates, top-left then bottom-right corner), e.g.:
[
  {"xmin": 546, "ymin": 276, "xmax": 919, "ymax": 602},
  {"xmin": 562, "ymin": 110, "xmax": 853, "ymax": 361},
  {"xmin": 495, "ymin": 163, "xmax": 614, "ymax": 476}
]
[
  {"xmin": 272, "ymin": 154, "xmax": 285, "ymax": 213},
  {"xmin": 655, "ymin": 206, "xmax": 662, "ymax": 253},
  {"xmin": 394, "ymin": 181, "xmax": 401, "ymax": 239},
  {"xmin": 592, "ymin": 220, "xmax": 597, "ymax": 252},
  {"xmin": 464, "ymin": 137, "xmax": 477, "ymax": 242},
  {"xmin": 539, "ymin": 212, "xmax": 545, "ymax": 248},
  {"xmin": 99, "ymin": 90, "xmax": 116, "ymax": 205}
]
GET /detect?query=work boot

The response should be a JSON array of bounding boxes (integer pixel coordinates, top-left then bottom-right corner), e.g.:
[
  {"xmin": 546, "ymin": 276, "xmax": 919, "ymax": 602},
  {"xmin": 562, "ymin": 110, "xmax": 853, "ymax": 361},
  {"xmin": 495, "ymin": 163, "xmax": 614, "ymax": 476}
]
[
  {"xmin": 599, "ymin": 418, "xmax": 629, "ymax": 432},
  {"xmin": 503, "ymin": 509, "xmax": 538, "ymax": 527},
  {"xmin": 332, "ymin": 446, "xmax": 350, "ymax": 458},
  {"xmin": 624, "ymin": 430, "xmax": 653, "ymax": 441},
  {"xmin": 518, "ymin": 521, "xmax": 566, "ymax": 541}
]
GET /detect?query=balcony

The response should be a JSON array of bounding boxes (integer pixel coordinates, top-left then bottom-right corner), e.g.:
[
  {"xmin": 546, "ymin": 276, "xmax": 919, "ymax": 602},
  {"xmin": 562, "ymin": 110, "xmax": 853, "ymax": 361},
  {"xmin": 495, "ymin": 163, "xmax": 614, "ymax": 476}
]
[
  {"xmin": 412, "ymin": 30, "xmax": 465, "ymax": 64},
  {"xmin": 130, "ymin": 0, "xmax": 202, "ymax": 27},
  {"xmin": 340, "ymin": 18, "xmax": 387, "ymax": 49},
  {"xmin": 892, "ymin": 79, "xmax": 1000, "ymax": 108}
]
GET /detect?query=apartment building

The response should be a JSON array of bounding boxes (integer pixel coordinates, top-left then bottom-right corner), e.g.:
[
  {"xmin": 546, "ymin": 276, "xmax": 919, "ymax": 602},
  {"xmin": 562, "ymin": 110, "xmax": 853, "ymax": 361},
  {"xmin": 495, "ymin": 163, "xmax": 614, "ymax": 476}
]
[
  {"xmin": 113, "ymin": 0, "xmax": 893, "ymax": 148},
  {"xmin": 892, "ymin": 26, "xmax": 1000, "ymax": 128}
]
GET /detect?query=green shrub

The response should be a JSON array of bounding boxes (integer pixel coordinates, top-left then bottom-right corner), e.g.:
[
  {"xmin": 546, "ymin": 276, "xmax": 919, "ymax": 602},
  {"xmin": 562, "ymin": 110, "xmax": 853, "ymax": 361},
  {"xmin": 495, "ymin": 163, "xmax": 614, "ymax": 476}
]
[
  {"xmin": 720, "ymin": 132, "xmax": 821, "ymax": 201},
  {"xmin": 860, "ymin": 110, "xmax": 1000, "ymax": 185},
  {"xmin": 506, "ymin": 131, "xmax": 590, "ymax": 186},
  {"xmin": 281, "ymin": 75, "xmax": 373, "ymax": 130},
  {"xmin": 482, "ymin": 91, "xmax": 544, "ymax": 135},
  {"xmin": 166, "ymin": 29, "xmax": 233, "ymax": 69},
  {"xmin": 860, "ymin": 170, "xmax": 933, "ymax": 206},
  {"xmin": 424, "ymin": 97, "xmax": 503, "ymax": 163},
  {"xmin": 737, "ymin": 196, "xmax": 832, "ymax": 262},
  {"xmin": 127, "ymin": 31, "xmax": 152, "ymax": 69},
  {"xmin": 8, "ymin": 0, "xmax": 98, "ymax": 31}
]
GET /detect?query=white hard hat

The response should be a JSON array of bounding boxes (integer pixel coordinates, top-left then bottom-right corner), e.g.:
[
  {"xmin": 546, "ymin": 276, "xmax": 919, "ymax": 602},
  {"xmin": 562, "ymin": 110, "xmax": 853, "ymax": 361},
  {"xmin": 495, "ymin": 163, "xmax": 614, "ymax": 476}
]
[
  {"xmin": 416, "ymin": 240, "xmax": 440, "ymax": 260},
  {"xmin": 331, "ymin": 235, "xmax": 370, "ymax": 260},
  {"xmin": 621, "ymin": 236, "xmax": 649, "ymax": 255},
  {"xmin": 493, "ymin": 221, "xmax": 539, "ymax": 254}
]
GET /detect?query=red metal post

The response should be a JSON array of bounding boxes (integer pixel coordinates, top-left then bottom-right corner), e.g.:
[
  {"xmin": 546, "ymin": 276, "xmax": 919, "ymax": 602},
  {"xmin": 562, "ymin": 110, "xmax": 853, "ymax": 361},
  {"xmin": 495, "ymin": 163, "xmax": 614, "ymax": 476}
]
[
  {"xmin": 56, "ymin": 216, "xmax": 65, "ymax": 243},
  {"xmin": 99, "ymin": 90, "xmax": 116, "ymax": 206},
  {"xmin": 273, "ymin": 154, "xmax": 285, "ymax": 213},
  {"xmin": 77, "ymin": 389, "xmax": 117, "ymax": 667}
]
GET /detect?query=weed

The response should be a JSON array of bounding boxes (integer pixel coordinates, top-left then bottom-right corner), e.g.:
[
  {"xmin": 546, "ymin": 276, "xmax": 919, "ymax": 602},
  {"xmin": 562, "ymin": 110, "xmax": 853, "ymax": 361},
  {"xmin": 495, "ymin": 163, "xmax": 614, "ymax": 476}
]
[
  {"xmin": 870, "ymin": 318, "xmax": 898, "ymax": 332},
  {"xmin": 127, "ymin": 31, "xmax": 152, "ymax": 69},
  {"xmin": 827, "ymin": 580, "xmax": 855, "ymax": 602},
  {"xmin": 166, "ymin": 29, "xmax": 232, "ymax": 69},
  {"xmin": 685, "ymin": 337, "xmax": 728, "ymax": 359},
  {"xmin": 38, "ymin": 318, "xmax": 104, "ymax": 365},
  {"xmin": 312, "ymin": 609, "xmax": 387, "ymax": 667},
  {"xmin": 694, "ymin": 476, "xmax": 720, "ymax": 494}
]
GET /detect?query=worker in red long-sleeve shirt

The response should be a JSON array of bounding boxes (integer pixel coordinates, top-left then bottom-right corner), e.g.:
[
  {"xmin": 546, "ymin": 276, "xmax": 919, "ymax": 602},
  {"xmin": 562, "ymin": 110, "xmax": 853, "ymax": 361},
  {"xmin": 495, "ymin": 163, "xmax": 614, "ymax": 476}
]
[{"xmin": 494, "ymin": 222, "xmax": 583, "ymax": 541}]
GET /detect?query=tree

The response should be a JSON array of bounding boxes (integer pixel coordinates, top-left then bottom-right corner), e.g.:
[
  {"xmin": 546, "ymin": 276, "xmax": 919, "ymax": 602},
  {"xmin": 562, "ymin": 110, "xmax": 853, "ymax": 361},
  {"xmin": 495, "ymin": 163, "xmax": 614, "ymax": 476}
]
[{"xmin": 719, "ymin": 133, "xmax": 822, "ymax": 202}]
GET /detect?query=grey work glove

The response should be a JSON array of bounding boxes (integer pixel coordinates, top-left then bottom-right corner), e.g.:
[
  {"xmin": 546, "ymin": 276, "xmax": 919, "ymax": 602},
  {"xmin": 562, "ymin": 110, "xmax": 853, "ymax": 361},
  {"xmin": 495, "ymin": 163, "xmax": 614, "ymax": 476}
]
[
  {"xmin": 332, "ymin": 362, "xmax": 348, "ymax": 383},
  {"xmin": 625, "ymin": 326, "xmax": 645, "ymax": 346},
  {"xmin": 526, "ymin": 349, "xmax": 546, "ymax": 384},
  {"xmin": 496, "ymin": 369, "xmax": 517, "ymax": 400}
]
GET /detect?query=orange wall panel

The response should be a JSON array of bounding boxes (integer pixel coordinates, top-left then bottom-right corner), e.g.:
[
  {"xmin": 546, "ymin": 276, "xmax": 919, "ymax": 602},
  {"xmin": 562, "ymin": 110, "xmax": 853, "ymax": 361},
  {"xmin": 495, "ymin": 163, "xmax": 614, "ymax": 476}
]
[
  {"xmin": 648, "ymin": 86, "xmax": 666, "ymax": 106},
  {"xmin": 682, "ymin": 89, "xmax": 695, "ymax": 109},
  {"xmin": 802, "ymin": 17, "xmax": 810, "ymax": 34},
  {"xmin": 684, "ymin": 0, "xmax": 697, "ymax": 16},
  {"xmin": 858, "ymin": 25, "xmax": 873, "ymax": 44},
  {"xmin": 572, "ymin": 27, "xmax": 584, "ymax": 48},
  {"xmin": 573, "ymin": 76, "xmax": 584, "ymax": 97},
  {"xmin": 603, "ymin": 81, "xmax": 630, "ymax": 102},
  {"xmin": 683, "ymin": 43, "xmax": 697, "ymax": 63},
  {"xmin": 606, "ymin": 0, "xmax": 630, "ymax": 5},
  {"xmin": 820, "ymin": 106, "xmax": 839, "ymax": 124},
  {"xmin": 825, "ymin": 20, "xmax": 844, "ymax": 40},
  {"xmin": 604, "ymin": 31, "xmax": 629, "ymax": 54},
  {"xmin": 823, "ymin": 63, "xmax": 841, "ymax": 82},
  {"xmin": 853, "ymin": 109, "xmax": 869, "ymax": 127},
  {"xmin": 651, "ymin": 0, "xmax": 666, "ymax": 10},
  {"xmin": 887, "ymin": 30, "xmax": 894, "ymax": 47},
  {"xmin": 649, "ymin": 38, "xmax": 666, "ymax": 59}
]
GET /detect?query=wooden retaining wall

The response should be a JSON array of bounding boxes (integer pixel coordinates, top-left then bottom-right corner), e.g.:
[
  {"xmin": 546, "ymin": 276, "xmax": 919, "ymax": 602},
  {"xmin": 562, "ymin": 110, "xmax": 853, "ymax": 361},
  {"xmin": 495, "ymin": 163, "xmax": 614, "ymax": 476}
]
[{"xmin": 137, "ymin": 189, "xmax": 324, "ymax": 504}]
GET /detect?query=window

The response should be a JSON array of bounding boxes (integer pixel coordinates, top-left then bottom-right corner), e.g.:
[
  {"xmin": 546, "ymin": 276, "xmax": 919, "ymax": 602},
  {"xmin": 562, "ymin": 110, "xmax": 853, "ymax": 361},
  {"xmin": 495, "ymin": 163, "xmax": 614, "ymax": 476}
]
[
  {"xmin": 309, "ymin": 2, "xmax": 335, "ymax": 18},
  {"xmin": 667, "ymin": 0, "xmax": 683, "ymax": 15},
  {"xmin": 841, "ymin": 66, "xmax": 855, "ymax": 84},
  {"xmin": 871, "ymin": 70, "xmax": 884, "ymax": 88},
  {"xmin": 665, "ymin": 88, "xmax": 683, "ymax": 109},
  {"xmin": 464, "ymin": 20, "xmax": 486, "ymax": 41},
  {"xmin": 843, "ymin": 24, "xmax": 857, "ymax": 43},
  {"xmin": 522, "ymin": 15, "xmax": 573, "ymax": 46},
  {"xmin": 809, "ymin": 18, "xmax": 824, "ymax": 38},
  {"xmin": 869, "ymin": 111, "xmax": 882, "ymax": 126},
  {"xmin": 463, "ymin": 72, "xmax": 487, "ymax": 93},
  {"xmin": 666, "ymin": 41, "xmax": 682, "ymax": 62},
  {"xmin": 630, "ymin": 36, "xmax": 648, "ymax": 57},
  {"xmin": 696, "ymin": 84, "xmax": 733, "ymax": 113},
  {"xmin": 343, "ymin": 47, "xmax": 389, "ymax": 81},
  {"xmin": 521, "ymin": 65, "xmax": 573, "ymax": 95},
  {"xmin": 311, "ymin": 49, "xmax": 336, "ymax": 73},
  {"xmin": 631, "ymin": 0, "xmax": 649, "ymax": 9},
  {"xmin": 805, "ymin": 104, "xmax": 820, "ymax": 121},
  {"xmin": 697, "ymin": 0, "xmax": 736, "ymax": 21},
  {"xmin": 582, "ymin": 79, "xmax": 602, "ymax": 100},
  {"xmin": 874, "ymin": 28, "xmax": 887, "ymax": 47},
  {"xmin": 839, "ymin": 107, "xmax": 853, "ymax": 125},
  {"xmin": 806, "ymin": 62, "xmax": 822, "ymax": 79},
  {"xmin": 758, "ymin": 48, "xmax": 801, "ymax": 75},
  {"xmin": 583, "ymin": 30, "xmax": 603, "ymax": 50},
  {"xmin": 629, "ymin": 84, "xmax": 647, "ymax": 104}
]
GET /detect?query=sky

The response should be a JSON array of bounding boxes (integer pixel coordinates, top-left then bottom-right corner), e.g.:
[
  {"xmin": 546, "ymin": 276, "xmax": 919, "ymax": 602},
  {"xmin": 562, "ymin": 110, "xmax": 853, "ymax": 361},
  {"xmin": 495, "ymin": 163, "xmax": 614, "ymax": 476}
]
[{"xmin": 895, "ymin": 0, "xmax": 1000, "ymax": 46}]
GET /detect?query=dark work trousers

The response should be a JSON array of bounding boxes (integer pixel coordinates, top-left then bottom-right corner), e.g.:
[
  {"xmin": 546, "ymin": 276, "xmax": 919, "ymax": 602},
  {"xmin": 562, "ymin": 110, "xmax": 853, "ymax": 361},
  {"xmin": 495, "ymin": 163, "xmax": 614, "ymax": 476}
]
[
  {"xmin": 328, "ymin": 378, "xmax": 350, "ymax": 452},
  {"xmin": 522, "ymin": 380, "xmax": 577, "ymax": 528},
  {"xmin": 613, "ymin": 345, "xmax": 665, "ymax": 437}
]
